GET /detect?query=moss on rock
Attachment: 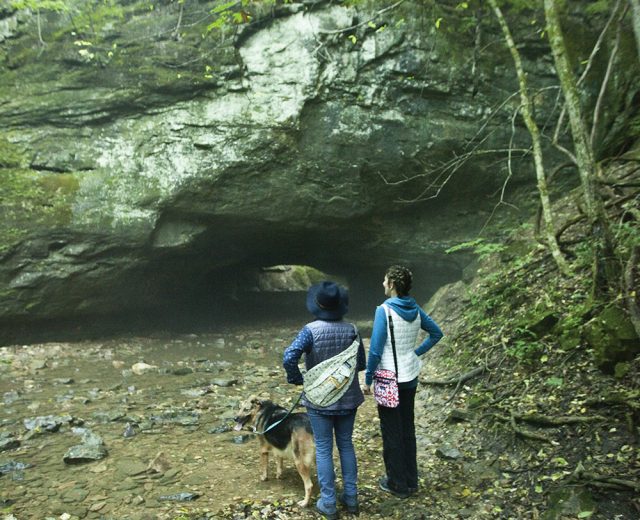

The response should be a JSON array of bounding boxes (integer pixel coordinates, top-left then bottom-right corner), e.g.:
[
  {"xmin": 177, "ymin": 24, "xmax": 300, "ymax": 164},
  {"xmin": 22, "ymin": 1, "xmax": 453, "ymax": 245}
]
[
  {"xmin": 0, "ymin": 168, "xmax": 79, "ymax": 253},
  {"xmin": 0, "ymin": 137, "xmax": 27, "ymax": 168},
  {"xmin": 542, "ymin": 486, "xmax": 596, "ymax": 520},
  {"xmin": 288, "ymin": 265, "xmax": 328, "ymax": 288},
  {"xmin": 585, "ymin": 304, "xmax": 640, "ymax": 372}
]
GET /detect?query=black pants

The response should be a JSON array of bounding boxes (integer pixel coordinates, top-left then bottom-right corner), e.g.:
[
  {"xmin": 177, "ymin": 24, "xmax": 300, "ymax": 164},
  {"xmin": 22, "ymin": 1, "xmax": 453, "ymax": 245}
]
[{"xmin": 377, "ymin": 385, "xmax": 418, "ymax": 493}]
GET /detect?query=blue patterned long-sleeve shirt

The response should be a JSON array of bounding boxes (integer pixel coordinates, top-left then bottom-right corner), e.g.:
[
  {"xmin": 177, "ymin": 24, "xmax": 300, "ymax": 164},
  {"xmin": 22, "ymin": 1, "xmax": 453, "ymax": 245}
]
[
  {"xmin": 283, "ymin": 326, "xmax": 314, "ymax": 385},
  {"xmin": 283, "ymin": 325, "xmax": 366, "ymax": 385}
]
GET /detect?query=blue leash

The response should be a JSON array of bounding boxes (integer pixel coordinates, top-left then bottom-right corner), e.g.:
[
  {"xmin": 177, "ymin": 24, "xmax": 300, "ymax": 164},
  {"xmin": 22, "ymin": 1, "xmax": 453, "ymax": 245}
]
[{"xmin": 254, "ymin": 391, "xmax": 304, "ymax": 435}]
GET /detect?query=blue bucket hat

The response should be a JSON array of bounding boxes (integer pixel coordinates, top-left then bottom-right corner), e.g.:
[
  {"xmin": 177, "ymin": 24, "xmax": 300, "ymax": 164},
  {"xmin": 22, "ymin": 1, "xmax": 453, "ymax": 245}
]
[{"xmin": 306, "ymin": 281, "xmax": 349, "ymax": 320}]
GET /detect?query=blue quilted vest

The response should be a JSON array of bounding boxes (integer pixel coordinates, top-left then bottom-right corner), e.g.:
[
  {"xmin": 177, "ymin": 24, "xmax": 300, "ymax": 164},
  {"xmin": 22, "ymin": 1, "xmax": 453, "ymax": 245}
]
[{"xmin": 303, "ymin": 320, "xmax": 365, "ymax": 412}]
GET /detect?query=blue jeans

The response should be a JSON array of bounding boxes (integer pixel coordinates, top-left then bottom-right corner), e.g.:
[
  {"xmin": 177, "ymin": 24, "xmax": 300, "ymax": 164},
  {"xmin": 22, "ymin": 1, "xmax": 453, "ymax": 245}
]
[{"xmin": 307, "ymin": 408, "xmax": 358, "ymax": 508}]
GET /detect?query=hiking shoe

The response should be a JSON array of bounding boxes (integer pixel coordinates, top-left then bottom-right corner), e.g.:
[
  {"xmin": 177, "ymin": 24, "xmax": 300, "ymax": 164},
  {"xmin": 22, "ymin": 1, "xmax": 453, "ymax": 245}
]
[
  {"xmin": 338, "ymin": 493, "xmax": 359, "ymax": 515},
  {"xmin": 378, "ymin": 476, "xmax": 410, "ymax": 499},
  {"xmin": 316, "ymin": 499, "xmax": 339, "ymax": 520}
]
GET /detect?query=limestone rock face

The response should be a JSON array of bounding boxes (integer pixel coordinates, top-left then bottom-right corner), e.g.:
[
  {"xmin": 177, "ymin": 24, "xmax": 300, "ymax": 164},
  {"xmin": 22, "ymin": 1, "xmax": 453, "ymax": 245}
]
[{"xmin": 0, "ymin": 1, "xmax": 637, "ymax": 340}]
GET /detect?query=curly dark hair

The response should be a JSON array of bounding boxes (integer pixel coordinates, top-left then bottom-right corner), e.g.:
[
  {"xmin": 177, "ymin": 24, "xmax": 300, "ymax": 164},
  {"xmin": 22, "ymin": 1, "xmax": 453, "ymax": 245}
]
[{"xmin": 385, "ymin": 265, "xmax": 413, "ymax": 297}]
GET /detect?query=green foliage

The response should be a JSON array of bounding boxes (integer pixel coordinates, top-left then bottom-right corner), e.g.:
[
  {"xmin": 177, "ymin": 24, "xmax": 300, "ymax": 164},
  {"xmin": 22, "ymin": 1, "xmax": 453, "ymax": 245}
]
[
  {"xmin": 341, "ymin": 0, "xmax": 368, "ymax": 7},
  {"xmin": 66, "ymin": 0, "xmax": 125, "ymax": 38},
  {"xmin": 207, "ymin": 0, "xmax": 280, "ymax": 32},
  {"xmin": 614, "ymin": 221, "xmax": 640, "ymax": 253},
  {"xmin": 0, "ymin": 137, "xmax": 27, "ymax": 169},
  {"xmin": 497, "ymin": 0, "xmax": 543, "ymax": 11},
  {"xmin": 446, "ymin": 238, "xmax": 506, "ymax": 259},
  {"xmin": 584, "ymin": 0, "xmax": 613, "ymax": 16},
  {"xmin": 628, "ymin": 114, "xmax": 640, "ymax": 140},
  {"xmin": 614, "ymin": 362, "xmax": 630, "ymax": 379},
  {"xmin": 9, "ymin": 0, "xmax": 68, "ymax": 11},
  {"xmin": 545, "ymin": 376, "xmax": 564, "ymax": 387},
  {"xmin": 573, "ymin": 241, "xmax": 595, "ymax": 270},
  {"xmin": 446, "ymin": 238, "xmax": 485, "ymax": 253},
  {"xmin": 466, "ymin": 393, "xmax": 489, "ymax": 409},
  {"xmin": 212, "ymin": 1, "xmax": 238, "ymax": 15},
  {"xmin": 506, "ymin": 328, "xmax": 545, "ymax": 363},
  {"xmin": 430, "ymin": 0, "xmax": 476, "ymax": 35},
  {"xmin": 558, "ymin": 299, "xmax": 590, "ymax": 331},
  {"xmin": 9, "ymin": 0, "xmax": 128, "ymax": 50}
]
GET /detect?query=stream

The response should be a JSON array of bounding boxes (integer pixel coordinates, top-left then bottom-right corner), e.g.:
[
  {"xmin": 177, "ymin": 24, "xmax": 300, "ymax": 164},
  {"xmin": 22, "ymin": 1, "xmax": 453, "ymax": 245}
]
[{"xmin": 0, "ymin": 324, "xmax": 483, "ymax": 520}]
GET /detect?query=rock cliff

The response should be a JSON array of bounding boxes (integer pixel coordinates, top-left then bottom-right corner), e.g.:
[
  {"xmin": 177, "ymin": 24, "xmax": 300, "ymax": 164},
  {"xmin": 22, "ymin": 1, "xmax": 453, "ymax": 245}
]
[{"xmin": 0, "ymin": 0, "xmax": 637, "ymax": 342}]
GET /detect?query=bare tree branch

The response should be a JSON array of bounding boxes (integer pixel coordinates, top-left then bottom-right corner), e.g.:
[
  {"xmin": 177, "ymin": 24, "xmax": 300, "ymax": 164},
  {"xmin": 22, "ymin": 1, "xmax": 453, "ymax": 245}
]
[
  {"xmin": 479, "ymin": 107, "xmax": 523, "ymax": 235},
  {"xmin": 513, "ymin": 413, "xmax": 606, "ymax": 426},
  {"xmin": 172, "ymin": 0, "xmax": 185, "ymax": 41},
  {"xmin": 422, "ymin": 362, "xmax": 497, "ymax": 386},
  {"xmin": 552, "ymin": 0, "xmax": 622, "ymax": 159},
  {"xmin": 571, "ymin": 463, "xmax": 640, "ymax": 491},
  {"xmin": 591, "ymin": 4, "xmax": 628, "ymax": 147},
  {"xmin": 490, "ymin": 0, "xmax": 571, "ymax": 275},
  {"xmin": 631, "ymin": 0, "xmax": 640, "ymax": 57},
  {"xmin": 535, "ymin": 162, "xmax": 577, "ymax": 237}
]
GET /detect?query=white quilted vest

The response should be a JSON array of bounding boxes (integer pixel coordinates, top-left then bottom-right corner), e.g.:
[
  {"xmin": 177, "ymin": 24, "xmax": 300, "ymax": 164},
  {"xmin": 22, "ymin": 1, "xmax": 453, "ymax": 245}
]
[{"xmin": 378, "ymin": 304, "xmax": 422, "ymax": 383}]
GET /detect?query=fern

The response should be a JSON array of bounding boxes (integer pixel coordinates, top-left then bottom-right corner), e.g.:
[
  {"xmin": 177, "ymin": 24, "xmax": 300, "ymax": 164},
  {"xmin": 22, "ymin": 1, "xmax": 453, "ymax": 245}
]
[{"xmin": 445, "ymin": 238, "xmax": 506, "ymax": 259}]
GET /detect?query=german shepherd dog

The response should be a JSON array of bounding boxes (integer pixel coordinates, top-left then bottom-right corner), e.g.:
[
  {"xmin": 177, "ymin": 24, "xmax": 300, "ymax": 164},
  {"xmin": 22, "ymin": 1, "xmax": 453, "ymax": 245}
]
[{"xmin": 234, "ymin": 395, "xmax": 315, "ymax": 507}]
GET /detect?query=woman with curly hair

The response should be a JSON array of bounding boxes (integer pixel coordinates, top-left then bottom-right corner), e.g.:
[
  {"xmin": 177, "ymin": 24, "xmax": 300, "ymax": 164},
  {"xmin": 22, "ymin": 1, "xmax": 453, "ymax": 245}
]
[{"xmin": 363, "ymin": 265, "xmax": 444, "ymax": 498}]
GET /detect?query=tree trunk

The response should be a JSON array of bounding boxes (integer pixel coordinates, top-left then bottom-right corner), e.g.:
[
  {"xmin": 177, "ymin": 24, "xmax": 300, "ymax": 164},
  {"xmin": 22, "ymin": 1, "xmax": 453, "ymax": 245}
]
[
  {"xmin": 543, "ymin": 0, "xmax": 618, "ymax": 295},
  {"xmin": 488, "ymin": 0, "xmax": 570, "ymax": 276},
  {"xmin": 173, "ymin": 0, "xmax": 185, "ymax": 41},
  {"xmin": 630, "ymin": 0, "xmax": 640, "ymax": 58},
  {"xmin": 36, "ymin": 9, "xmax": 45, "ymax": 46}
]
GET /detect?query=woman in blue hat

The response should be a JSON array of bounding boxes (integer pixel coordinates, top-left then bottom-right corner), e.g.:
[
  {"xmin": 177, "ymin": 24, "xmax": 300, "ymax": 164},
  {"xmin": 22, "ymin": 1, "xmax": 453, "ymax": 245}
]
[{"xmin": 283, "ymin": 281, "xmax": 366, "ymax": 519}]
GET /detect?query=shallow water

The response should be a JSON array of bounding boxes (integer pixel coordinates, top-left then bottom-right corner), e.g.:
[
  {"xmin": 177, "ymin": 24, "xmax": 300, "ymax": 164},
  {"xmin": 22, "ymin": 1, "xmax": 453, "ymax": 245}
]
[
  {"xmin": 0, "ymin": 325, "xmax": 332, "ymax": 519},
  {"xmin": 1, "ymin": 323, "xmax": 474, "ymax": 520}
]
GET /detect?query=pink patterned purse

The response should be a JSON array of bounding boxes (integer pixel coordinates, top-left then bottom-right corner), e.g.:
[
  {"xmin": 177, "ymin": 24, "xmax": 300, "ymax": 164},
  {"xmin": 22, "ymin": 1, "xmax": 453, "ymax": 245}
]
[
  {"xmin": 373, "ymin": 368, "xmax": 399, "ymax": 407},
  {"xmin": 373, "ymin": 309, "xmax": 400, "ymax": 408}
]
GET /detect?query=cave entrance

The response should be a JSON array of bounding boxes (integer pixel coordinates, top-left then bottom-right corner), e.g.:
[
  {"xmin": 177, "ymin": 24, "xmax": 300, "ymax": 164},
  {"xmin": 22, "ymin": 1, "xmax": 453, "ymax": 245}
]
[
  {"xmin": 229, "ymin": 264, "xmax": 348, "ymax": 324},
  {"xmin": 252, "ymin": 264, "xmax": 346, "ymax": 293}
]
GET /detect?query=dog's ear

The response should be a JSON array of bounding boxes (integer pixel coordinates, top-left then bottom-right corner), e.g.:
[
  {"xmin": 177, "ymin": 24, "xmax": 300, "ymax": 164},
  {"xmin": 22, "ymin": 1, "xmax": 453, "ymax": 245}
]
[{"xmin": 251, "ymin": 397, "xmax": 270, "ymax": 407}]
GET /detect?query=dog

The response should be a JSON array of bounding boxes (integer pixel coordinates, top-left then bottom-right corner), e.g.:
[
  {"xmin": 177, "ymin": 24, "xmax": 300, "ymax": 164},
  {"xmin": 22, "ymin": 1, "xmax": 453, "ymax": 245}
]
[{"xmin": 234, "ymin": 395, "xmax": 315, "ymax": 507}]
